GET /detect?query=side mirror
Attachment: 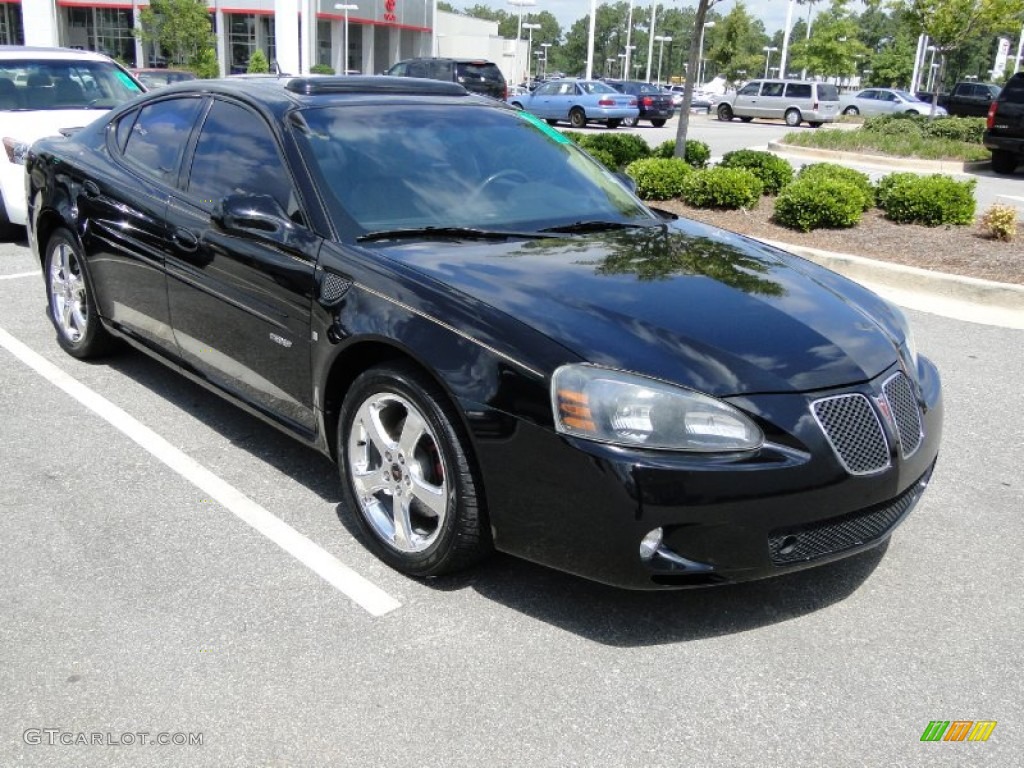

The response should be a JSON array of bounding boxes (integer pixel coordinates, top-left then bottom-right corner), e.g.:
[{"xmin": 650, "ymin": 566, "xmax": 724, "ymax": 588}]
[{"xmin": 213, "ymin": 193, "xmax": 291, "ymax": 237}]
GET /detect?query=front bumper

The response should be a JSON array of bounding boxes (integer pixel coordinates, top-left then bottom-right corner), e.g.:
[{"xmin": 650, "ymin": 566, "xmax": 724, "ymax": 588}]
[{"xmin": 469, "ymin": 357, "xmax": 942, "ymax": 589}]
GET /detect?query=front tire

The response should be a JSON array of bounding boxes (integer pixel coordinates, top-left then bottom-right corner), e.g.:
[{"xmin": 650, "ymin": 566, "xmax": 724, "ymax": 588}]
[
  {"xmin": 650, "ymin": 119, "xmax": 666, "ymax": 128},
  {"xmin": 337, "ymin": 363, "xmax": 491, "ymax": 578},
  {"xmin": 569, "ymin": 107, "xmax": 587, "ymax": 129},
  {"xmin": 717, "ymin": 104, "xmax": 734, "ymax": 121},
  {"xmin": 784, "ymin": 108, "xmax": 802, "ymax": 127},
  {"xmin": 991, "ymin": 150, "xmax": 1020, "ymax": 175},
  {"xmin": 44, "ymin": 228, "xmax": 114, "ymax": 359}
]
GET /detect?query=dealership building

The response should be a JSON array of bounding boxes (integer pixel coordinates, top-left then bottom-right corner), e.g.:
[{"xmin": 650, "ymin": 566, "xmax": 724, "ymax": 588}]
[{"xmin": 2, "ymin": 1, "xmax": 528, "ymax": 81}]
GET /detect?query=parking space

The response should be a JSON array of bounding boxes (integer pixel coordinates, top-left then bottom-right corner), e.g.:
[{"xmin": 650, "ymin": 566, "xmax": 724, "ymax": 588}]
[{"xmin": 2, "ymin": 228, "xmax": 1022, "ymax": 766}]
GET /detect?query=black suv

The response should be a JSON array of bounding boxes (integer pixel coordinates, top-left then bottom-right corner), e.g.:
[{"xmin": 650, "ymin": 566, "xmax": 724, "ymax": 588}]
[
  {"xmin": 605, "ymin": 80, "xmax": 675, "ymax": 127},
  {"xmin": 385, "ymin": 57, "xmax": 506, "ymax": 101},
  {"xmin": 984, "ymin": 73, "xmax": 1024, "ymax": 175}
]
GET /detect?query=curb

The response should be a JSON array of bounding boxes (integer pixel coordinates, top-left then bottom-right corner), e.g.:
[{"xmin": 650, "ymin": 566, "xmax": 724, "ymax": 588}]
[
  {"xmin": 760, "ymin": 238, "xmax": 1024, "ymax": 328},
  {"xmin": 766, "ymin": 141, "xmax": 990, "ymax": 174}
]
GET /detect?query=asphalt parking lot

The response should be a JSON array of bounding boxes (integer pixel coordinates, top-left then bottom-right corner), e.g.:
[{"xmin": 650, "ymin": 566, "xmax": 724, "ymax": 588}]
[{"xmin": 1, "ymin": 218, "xmax": 1022, "ymax": 767}]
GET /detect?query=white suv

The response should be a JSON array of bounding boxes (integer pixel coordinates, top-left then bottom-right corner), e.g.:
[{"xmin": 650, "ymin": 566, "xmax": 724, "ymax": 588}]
[{"xmin": 0, "ymin": 46, "xmax": 144, "ymax": 238}]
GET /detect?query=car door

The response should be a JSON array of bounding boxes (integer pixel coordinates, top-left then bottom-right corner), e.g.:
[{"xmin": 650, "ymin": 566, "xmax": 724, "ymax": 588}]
[
  {"xmin": 529, "ymin": 81, "xmax": 561, "ymax": 118},
  {"xmin": 84, "ymin": 96, "xmax": 204, "ymax": 356},
  {"xmin": 164, "ymin": 97, "xmax": 321, "ymax": 434},
  {"xmin": 733, "ymin": 81, "xmax": 762, "ymax": 117},
  {"xmin": 757, "ymin": 81, "xmax": 785, "ymax": 119}
]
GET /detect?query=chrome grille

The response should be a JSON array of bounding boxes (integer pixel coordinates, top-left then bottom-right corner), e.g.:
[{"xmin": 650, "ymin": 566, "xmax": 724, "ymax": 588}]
[
  {"xmin": 812, "ymin": 394, "xmax": 890, "ymax": 475},
  {"xmin": 769, "ymin": 472, "xmax": 927, "ymax": 565},
  {"xmin": 883, "ymin": 372, "xmax": 923, "ymax": 458}
]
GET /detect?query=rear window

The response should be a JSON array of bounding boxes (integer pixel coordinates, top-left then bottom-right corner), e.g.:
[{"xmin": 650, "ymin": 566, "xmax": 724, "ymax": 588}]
[
  {"xmin": 816, "ymin": 84, "xmax": 839, "ymax": 101},
  {"xmin": 1001, "ymin": 75, "xmax": 1024, "ymax": 103},
  {"xmin": 456, "ymin": 63, "xmax": 503, "ymax": 86}
]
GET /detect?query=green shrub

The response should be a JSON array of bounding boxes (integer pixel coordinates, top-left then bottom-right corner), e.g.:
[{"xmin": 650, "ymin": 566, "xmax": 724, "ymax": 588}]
[
  {"xmin": 774, "ymin": 178, "xmax": 864, "ymax": 231},
  {"xmin": 718, "ymin": 150, "xmax": 793, "ymax": 194},
  {"xmin": 920, "ymin": 117, "xmax": 985, "ymax": 144},
  {"xmin": 863, "ymin": 114, "xmax": 923, "ymax": 138},
  {"xmin": 624, "ymin": 157, "xmax": 693, "ymax": 200},
  {"xmin": 587, "ymin": 148, "xmax": 618, "ymax": 170},
  {"xmin": 246, "ymin": 49, "xmax": 269, "ymax": 74},
  {"xmin": 189, "ymin": 47, "xmax": 219, "ymax": 79},
  {"xmin": 311, "ymin": 64, "xmax": 336, "ymax": 75},
  {"xmin": 570, "ymin": 132, "xmax": 651, "ymax": 169},
  {"xmin": 876, "ymin": 173, "xmax": 976, "ymax": 226},
  {"xmin": 653, "ymin": 139, "xmax": 711, "ymax": 168},
  {"xmin": 681, "ymin": 167, "xmax": 763, "ymax": 209},
  {"xmin": 795, "ymin": 163, "xmax": 875, "ymax": 209}
]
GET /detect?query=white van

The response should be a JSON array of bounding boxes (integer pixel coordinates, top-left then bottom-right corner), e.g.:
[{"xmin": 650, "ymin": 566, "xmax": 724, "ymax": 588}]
[{"xmin": 717, "ymin": 79, "xmax": 840, "ymax": 127}]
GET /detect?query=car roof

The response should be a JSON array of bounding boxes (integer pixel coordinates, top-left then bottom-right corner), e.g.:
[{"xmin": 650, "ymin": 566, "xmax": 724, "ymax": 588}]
[
  {"xmin": 0, "ymin": 45, "xmax": 114, "ymax": 62},
  {"xmin": 135, "ymin": 75, "xmax": 479, "ymax": 115}
]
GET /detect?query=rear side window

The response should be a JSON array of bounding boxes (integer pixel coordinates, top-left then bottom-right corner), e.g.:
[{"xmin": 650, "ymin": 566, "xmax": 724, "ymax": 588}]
[
  {"xmin": 785, "ymin": 83, "xmax": 811, "ymax": 99},
  {"xmin": 817, "ymin": 84, "xmax": 839, "ymax": 101},
  {"xmin": 122, "ymin": 97, "xmax": 202, "ymax": 182},
  {"xmin": 761, "ymin": 82, "xmax": 784, "ymax": 97},
  {"xmin": 429, "ymin": 61, "xmax": 452, "ymax": 80}
]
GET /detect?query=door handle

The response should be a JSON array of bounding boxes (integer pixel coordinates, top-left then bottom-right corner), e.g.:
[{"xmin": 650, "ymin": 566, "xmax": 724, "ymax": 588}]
[
  {"xmin": 172, "ymin": 228, "xmax": 199, "ymax": 253},
  {"xmin": 82, "ymin": 180, "xmax": 100, "ymax": 199}
]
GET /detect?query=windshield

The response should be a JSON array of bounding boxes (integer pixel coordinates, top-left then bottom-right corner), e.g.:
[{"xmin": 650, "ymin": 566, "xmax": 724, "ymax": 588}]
[
  {"xmin": 0, "ymin": 59, "xmax": 143, "ymax": 111},
  {"xmin": 893, "ymin": 90, "xmax": 918, "ymax": 102},
  {"xmin": 293, "ymin": 104, "xmax": 653, "ymax": 236}
]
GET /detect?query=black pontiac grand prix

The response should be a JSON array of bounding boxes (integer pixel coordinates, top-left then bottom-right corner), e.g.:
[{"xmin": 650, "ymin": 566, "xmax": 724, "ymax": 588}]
[{"xmin": 26, "ymin": 77, "xmax": 942, "ymax": 589}]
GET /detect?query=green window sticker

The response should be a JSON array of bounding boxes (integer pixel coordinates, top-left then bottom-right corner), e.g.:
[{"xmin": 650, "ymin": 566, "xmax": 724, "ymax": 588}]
[
  {"xmin": 116, "ymin": 70, "xmax": 142, "ymax": 92},
  {"xmin": 517, "ymin": 110, "xmax": 570, "ymax": 144}
]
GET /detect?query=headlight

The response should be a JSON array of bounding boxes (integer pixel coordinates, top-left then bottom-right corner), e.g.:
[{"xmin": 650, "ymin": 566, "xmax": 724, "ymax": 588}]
[
  {"xmin": 2, "ymin": 137, "xmax": 31, "ymax": 165},
  {"xmin": 551, "ymin": 364, "xmax": 763, "ymax": 452},
  {"xmin": 889, "ymin": 303, "xmax": 919, "ymax": 371}
]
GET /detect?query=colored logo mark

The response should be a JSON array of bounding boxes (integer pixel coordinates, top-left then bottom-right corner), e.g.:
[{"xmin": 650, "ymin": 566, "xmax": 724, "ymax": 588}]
[{"xmin": 920, "ymin": 720, "xmax": 997, "ymax": 742}]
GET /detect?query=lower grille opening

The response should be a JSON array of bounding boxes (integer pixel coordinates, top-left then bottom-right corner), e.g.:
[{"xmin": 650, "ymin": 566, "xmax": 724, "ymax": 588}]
[{"xmin": 768, "ymin": 471, "xmax": 929, "ymax": 566}]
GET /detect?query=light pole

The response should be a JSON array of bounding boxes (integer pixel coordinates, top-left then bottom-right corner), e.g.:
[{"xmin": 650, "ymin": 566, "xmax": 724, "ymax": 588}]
[
  {"xmin": 541, "ymin": 42, "xmax": 551, "ymax": 78},
  {"xmin": 645, "ymin": 2, "xmax": 659, "ymax": 83},
  {"xmin": 607, "ymin": 58, "xmax": 615, "ymax": 77},
  {"xmin": 624, "ymin": 0, "xmax": 635, "ymax": 83},
  {"xmin": 334, "ymin": 4, "xmax": 358, "ymax": 75},
  {"xmin": 763, "ymin": 45, "xmax": 778, "ymax": 78},
  {"xmin": 522, "ymin": 22, "xmax": 540, "ymax": 85},
  {"xmin": 508, "ymin": 0, "xmax": 536, "ymax": 87},
  {"xmin": 654, "ymin": 35, "xmax": 672, "ymax": 85},
  {"xmin": 698, "ymin": 20, "xmax": 715, "ymax": 87}
]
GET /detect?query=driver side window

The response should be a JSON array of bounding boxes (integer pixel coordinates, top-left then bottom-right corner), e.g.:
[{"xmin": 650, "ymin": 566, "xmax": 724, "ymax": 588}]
[{"xmin": 186, "ymin": 99, "xmax": 302, "ymax": 223}]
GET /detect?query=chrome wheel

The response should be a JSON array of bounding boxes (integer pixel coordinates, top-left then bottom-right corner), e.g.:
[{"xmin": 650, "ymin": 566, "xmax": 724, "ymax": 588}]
[
  {"xmin": 347, "ymin": 392, "xmax": 449, "ymax": 554},
  {"xmin": 49, "ymin": 240, "xmax": 88, "ymax": 344}
]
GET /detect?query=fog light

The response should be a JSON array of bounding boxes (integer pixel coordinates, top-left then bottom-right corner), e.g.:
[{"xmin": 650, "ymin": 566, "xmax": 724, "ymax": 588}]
[{"xmin": 639, "ymin": 527, "xmax": 663, "ymax": 561}]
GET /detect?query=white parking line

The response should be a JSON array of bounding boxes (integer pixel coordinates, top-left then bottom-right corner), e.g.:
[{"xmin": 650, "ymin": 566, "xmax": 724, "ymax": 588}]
[
  {"xmin": 0, "ymin": 325, "xmax": 402, "ymax": 617},
  {"xmin": 0, "ymin": 271, "xmax": 41, "ymax": 281}
]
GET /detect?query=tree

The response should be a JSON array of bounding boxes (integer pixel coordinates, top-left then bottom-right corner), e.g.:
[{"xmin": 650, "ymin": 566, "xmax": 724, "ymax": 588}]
[
  {"xmin": 673, "ymin": 0, "xmax": 727, "ymax": 157},
  {"xmin": 707, "ymin": 3, "xmax": 769, "ymax": 85},
  {"xmin": 136, "ymin": 0, "xmax": 215, "ymax": 69},
  {"xmin": 788, "ymin": 0, "xmax": 869, "ymax": 81},
  {"xmin": 247, "ymin": 49, "xmax": 269, "ymax": 74},
  {"xmin": 902, "ymin": 0, "xmax": 1024, "ymax": 105}
]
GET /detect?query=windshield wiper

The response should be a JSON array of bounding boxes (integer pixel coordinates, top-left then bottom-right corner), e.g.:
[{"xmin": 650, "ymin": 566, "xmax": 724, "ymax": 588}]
[
  {"xmin": 357, "ymin": 226, "xmax": 558, "ymax": 243},
  {"xmin": 539, "ymin": 220, "xmax": 661, "ymax": 234}
]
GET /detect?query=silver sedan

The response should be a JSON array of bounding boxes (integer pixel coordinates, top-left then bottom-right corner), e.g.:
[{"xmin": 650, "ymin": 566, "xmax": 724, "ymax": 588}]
[{"xmin": 839, "ymin": 88, "xmax": 947, "ymax": 117}]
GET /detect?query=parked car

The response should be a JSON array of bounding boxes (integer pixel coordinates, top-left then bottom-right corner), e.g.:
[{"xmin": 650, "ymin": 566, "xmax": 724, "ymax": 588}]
[
  {"xmin": 384, "ymin": 57, "xmax": 506, "ymax": 101},
  {"xmin": 606, "ymin": 80, "xmax": 674, "ymax": 127},
  {"xmin": 510, "ymin": 78, "xmax": 638, "ymax": 129},
  {"xmin": 717, "ymin": 79, "xmax": 840, "ymax": 127},
  {"xmin": 0, "ymin": 45, "xmax": 144, "ymax": 239},
  {"xmin": 26, "ymin": 76, "xmax": 941, "ymax": 589},
  {"xmin": 840, "ymin": 88, "xmax": 946, "ymax": 117},
  {"xmin": 984, "ymin": 72, "xmax": 1024, "ymax": 175},
  {"xmin": 666, "ymin": 85, "xmax": 717, "ymax": 113},
  {"xmin": 130, "ymin": 68, "xmax": 197, "ymax": 90}
]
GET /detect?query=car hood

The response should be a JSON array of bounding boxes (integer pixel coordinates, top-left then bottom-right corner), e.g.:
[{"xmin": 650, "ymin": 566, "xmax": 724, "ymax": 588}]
[
  {"xmin": 1, "ymin": 109, "xmax": 108, "ymax": 143},
  {"xmin": 374, "ymin": 220, "xmax": 902, "ymax": 395}
]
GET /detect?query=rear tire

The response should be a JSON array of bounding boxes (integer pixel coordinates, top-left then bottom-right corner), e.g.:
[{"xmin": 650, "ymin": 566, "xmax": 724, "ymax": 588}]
[
  {"xmin": 606, "ymin": 118, "xmax": 621, "ymax": 129},
  {"xmin": 569, "ymin": 107, "xmax": 586, "ymax": 129},
  {"xmin": 717, "ymin": 104, "xmax": 734, "ymax": 121},
  {"xmin": 990, "ymin": 150, "xmax": 1020, "ymax": 175},
  {"xmin": 650, "ymin": 119, "xmax": 666, "ymax": 128},
  {"xmin": 337, "ymin": 362, "xmax": 491, "ymax": 578},
  {"xmin": 784, "ymin": 109, "xmax": 802, "ymax": 127},
  {"xmin": 44, "ymin": 228, "xmax": 115, "ymax": 359},
  {"xmin": 622, "ymin": 116, "xmax": 638, "ymax": 128}
]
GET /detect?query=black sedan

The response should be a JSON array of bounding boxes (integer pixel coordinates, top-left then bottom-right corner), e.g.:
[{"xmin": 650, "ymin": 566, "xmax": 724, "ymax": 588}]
[
  {"xmin": 26, "ymin": 77, "xmax": 942, "ymax": 589},
  {"xmin": 607, "ymin": 80, "xmax": 676, "ymax": 126}
]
